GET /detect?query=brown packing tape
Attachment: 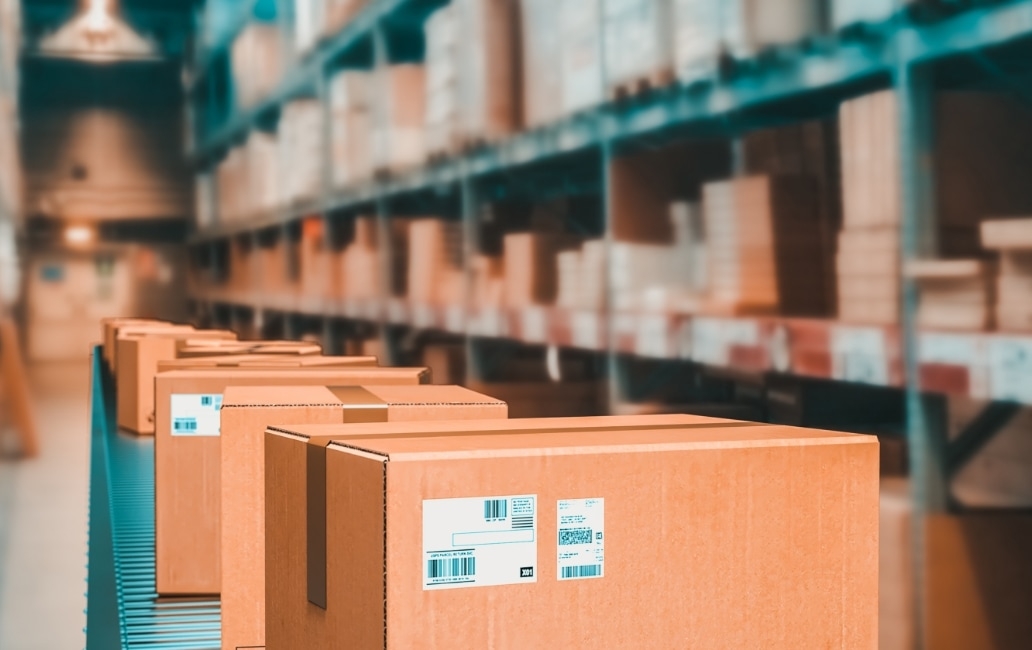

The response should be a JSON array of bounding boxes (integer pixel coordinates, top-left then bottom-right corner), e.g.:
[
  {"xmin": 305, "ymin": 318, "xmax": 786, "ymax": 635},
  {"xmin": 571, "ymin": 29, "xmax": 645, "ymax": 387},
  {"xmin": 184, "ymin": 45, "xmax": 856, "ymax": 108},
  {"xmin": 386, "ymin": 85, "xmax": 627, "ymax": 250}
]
[
  {"xmin": 306, "ymin": 387, "xmax": 389, "ymax": 609},
  {"xmin": 291, "ymin": 418, "xmax": 765, "ymax": 612}
]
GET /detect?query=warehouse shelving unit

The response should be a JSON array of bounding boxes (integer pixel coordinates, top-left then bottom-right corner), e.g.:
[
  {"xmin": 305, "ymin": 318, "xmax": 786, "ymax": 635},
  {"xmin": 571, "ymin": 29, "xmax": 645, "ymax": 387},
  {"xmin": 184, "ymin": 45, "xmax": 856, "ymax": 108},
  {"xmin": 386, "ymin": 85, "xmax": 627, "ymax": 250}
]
[{"xmin": 185, "ymin": 5, "xmax": 1032, "ymax": 645}]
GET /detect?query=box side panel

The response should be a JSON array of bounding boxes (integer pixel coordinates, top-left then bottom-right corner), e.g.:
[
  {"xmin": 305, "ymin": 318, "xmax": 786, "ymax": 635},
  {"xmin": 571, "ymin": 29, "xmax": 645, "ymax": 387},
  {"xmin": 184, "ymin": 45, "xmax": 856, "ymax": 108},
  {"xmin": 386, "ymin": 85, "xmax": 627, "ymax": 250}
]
[{"xmin": 380, "ymin": 441, "xmax": 878, "ymax": 648}]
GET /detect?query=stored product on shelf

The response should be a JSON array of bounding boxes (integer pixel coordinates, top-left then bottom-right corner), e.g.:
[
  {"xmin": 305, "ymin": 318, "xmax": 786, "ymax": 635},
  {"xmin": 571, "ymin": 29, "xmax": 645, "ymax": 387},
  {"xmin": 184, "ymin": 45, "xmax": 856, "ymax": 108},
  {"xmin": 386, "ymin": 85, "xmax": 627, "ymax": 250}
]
[
  {"xmin": 220, "ymin": 384, "xmax": 506, "ymax": 650},
  {"xmin": 981, "ymin": 218, "xmax": 1032, "ymax": 331},
  {"xmin": 153, "ymin": 366, "xmax": 430, "ymax": 596},
  {"xmin": 603, "ymin": 0, "xmax": 674, "ymax": 94},
  {"xmin": 907, "ymin": 259, "xmax": 993, "ymax": 331},
  {"xmin": 266, "ymin": 415, "xmax": 877, "ymax": 648}
]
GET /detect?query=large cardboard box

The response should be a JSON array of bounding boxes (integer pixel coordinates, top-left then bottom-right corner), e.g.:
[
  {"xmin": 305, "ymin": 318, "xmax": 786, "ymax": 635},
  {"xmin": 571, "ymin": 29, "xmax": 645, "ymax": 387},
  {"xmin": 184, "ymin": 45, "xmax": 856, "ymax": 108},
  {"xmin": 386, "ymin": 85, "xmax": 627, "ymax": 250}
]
[
  {"xmin": 265, "ymin": 415, "xmax": 877, "ymax": 648},
  {"xmin": 107, "ymin": 321, "xmax": 187, "ymax": 373},
  {"xmin": 175, "ymin": 340, "xmax": 323, "ymax": 358},
  {"xmin": 220, "ymin": 384, "xmax": 507, "ymax": 650},
  {"xmin": 153, "ymin": 366, "xmax": 431, "ymax": 596},
  {"xmin": 115, "ymin": 329, "xmax": 239, "ymax": 434},
  {"xmin": 156, "ymin": 355, "xmax": 378, "ymax": 372},
  {"xmin": 101, "ymin": 317, "xmax": 165, "ymax": 371}
]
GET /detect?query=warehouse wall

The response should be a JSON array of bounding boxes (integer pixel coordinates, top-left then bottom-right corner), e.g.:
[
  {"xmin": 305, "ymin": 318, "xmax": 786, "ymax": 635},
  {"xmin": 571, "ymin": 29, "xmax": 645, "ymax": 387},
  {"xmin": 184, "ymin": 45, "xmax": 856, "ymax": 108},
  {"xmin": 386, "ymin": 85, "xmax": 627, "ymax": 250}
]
[{"xmin": 19, "ymin": 59, "xmax": 191, "ymax": 222}]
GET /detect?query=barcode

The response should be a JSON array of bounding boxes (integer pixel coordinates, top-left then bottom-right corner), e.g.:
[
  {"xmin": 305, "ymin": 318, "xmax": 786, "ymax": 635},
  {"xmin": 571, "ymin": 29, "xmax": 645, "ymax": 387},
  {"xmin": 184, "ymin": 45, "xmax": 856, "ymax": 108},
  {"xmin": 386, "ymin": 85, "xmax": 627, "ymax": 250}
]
[
  {"xmin": 173, "ymin": 418, "xmax": 197, "ymax": 432},
  {"xmin": 201, "ymin": 396, "xmax": 213, "ymax": 406},
  {"xmin": 558, "ymin": 528, "xmax": 593, "ymax": 546},
  {"xmin": 561, "ymin": 564, "xmax": 601, "ymax": 579},
  {"xmin": 427, "ymin": 557, "xmax": 476, "ymax": 579},
  {"xmin": 483, "ymin": 499, "xmax": 507, "ymax": 520}
]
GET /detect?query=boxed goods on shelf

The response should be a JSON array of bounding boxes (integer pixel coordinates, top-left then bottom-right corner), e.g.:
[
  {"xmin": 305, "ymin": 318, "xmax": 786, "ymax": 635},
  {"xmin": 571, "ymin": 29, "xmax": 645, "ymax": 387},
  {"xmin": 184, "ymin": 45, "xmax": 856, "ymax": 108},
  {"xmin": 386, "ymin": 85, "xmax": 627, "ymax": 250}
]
[
  {"xmin": 982, "ymin": 218, "xmax": 1032, "ymax": 331},
  {"xmin": 503, "ymin": 232, "xmax": 581, "ymax": 307},
  {"xmin": 422, "ymin": 343, "xmax": 466, "ymax": 384},
  {"xmin": 227, "ymin": 236, "xmax": 253, "ymax": 293},
  {"xmin": 279, "ymin": 99, "xmax": 325, "ymax": 206},
  {"xmin": 266, "ymin": 415, "xmax": 877, "ymax": 648},
  {"xmin": 174, "ymin": 339, "xmax": 323, "ymax": 358},
  {"xmin": 373, "ymin": 65, "xmax": 426, "ymax": 172},
  {"xmin": 703, "ymin": 174, "xmax": 826, "ymax": 316},
  {"xmin": 194, "ymin": 173, "xmax": 215, "ymax": 228},
  {"xmin": 231, "ymin": 23, "xmax": 284, "ymax": 109},
  {"xmin": 559, "ymin": 0, "xmax": 605, "ymax": 115},
  {"xmin": 294, "ymin": 0, "xmax": 325, "ymax": 56},
  {"xmin": 329, "ymin": 69, "xmax": 372, "ymax": 187},
  {"xmin": 556, "ymin": 240, "xmax": 607, "ymax": 311},
  {"xmin": 153, "ymin": 366, "xmax": 431, "ymax": 596},
  {"xmin": 424, "ymin": 0, "xmax": 519, "ymax": 151},
  {"xmin": 342, "ymin": 216, "xmax": 381, "ymax": 300},
  {"xmin": 603, "ymin": 0, "xmax": 673, "ymax": 93},
  {"xmin": 300, "ymin": 217, "xmax": 340, "ymax": 303},
  {"xmin": 907, "ymin": 259, "xmax": 993, "ymax": 331},
  {"xmin": 221, "ymin": 384, "xmax": 504, "ymax": 650},
  {"xmin": 244, "ymin": 131, "xmax": 281, "ymax": 214},
  {"xmin": 520, "ymin": 0, "xmax": 563, "ymax": 127},
  {"xmin": 472, "ymin": 253, "xmax": 504, "ymax": 308},
  {"xmin": 115, "ymin": 328, "xmax": 238, "ymax": 434},
  {"xmin": 672, "ymin": 0, "xmax": 822, "ymax": 83},
  {"xmin": 407, "ymin": 218, "xmax": 463, "ymax": 304},
  {"xmin": 324, "ymin": 0, "xmax": 366, "ymax": 36}
]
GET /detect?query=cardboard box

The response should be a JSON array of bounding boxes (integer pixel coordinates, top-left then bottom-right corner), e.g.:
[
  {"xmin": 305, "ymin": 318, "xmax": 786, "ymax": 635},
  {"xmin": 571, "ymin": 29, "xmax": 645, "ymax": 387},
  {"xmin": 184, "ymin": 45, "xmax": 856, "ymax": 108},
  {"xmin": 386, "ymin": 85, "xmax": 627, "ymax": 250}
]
[
  {"xmin": 116, "ymin": 329, "xmax": 239, "ymax": 434},
  {"xmin": 156, "ymin": 355, "xmax": 378, "ymax": 372},
  {"xmin": 153, "ymin": 366, "xmax": 431, "ymax": 596},
  {"xmin": 265, "ymin": 415, "xmax": 877, "ymax": 648},
  {"xmin": 220, "ymin": 384, "xmax": 507, "ymax": 650},
  {"xmin": 108, "ymin": 321, "xmax": 188, "ymax": 373},
  {"xmin": 101, "ymin": 317, "xmax": 165, "ymax": 371},
  {"xmin": 175, "ymin": 340, "xmax": 323, "ymax": 358},
  {"xmin": 503, "ymin": 232, "xmax": 579, "ymax": 307}
]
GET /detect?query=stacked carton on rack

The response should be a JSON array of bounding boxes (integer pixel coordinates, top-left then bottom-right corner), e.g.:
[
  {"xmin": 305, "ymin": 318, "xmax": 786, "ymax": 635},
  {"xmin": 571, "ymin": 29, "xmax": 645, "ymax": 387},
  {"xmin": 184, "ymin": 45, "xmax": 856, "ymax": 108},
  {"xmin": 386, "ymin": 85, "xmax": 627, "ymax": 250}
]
[
  {"xmin": 324, "ymin": 0, "xmax": 366, "ymax": 35},
  {"xmin": 424, "ymin": 5, "xmax": 460, "ymax": 155},
  {"xmin": 907, "ymin": 259, "xmax": 993, "ymax": 331},
  {"xmin": 837, "ymin": 90, "xmax": 901, "ymax": 324},
  {"xmin": 559, "ymin": 0, "xmax": 605, "ymax": 115},
  {"xmin": 231, "ymin": 24, "xmax": 284, "ymax": 109},
  {"xmin": 603, "ymin": 0, "xmax": 673, "ymax": 93},
  {"xmin": 982, "ymin": 218, "xmax": 1032, "ymax": 331},
  {"xmin": 279, "ymin": 99, "xmax": 325, "ymax": 206},
  {"xmin": 407, "ymin": 218, "xmax": 464, "ymax": 305},
  {"xmin": 373, "ymin": 65, "xmax": 426, "ymax": 172},
  {"xmin": 342, "ymin": 216, "xmax": 381, "ymax": 300},
  {"xmin": 520, "ymin": 0, "xmax": 563, "ymax": 127},
  {"xmin": 329, "ymin": 70, "xmax": 372, "ymax": 187}
]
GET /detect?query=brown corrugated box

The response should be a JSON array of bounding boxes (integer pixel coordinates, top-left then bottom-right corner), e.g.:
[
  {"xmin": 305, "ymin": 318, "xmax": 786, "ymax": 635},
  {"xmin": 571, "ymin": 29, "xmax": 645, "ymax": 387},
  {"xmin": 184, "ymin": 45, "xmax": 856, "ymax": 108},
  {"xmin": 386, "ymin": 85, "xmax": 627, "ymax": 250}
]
[
  {"xmin": 101, "ymin": 317, "xmax": 166, "ymax": 371},
  {"xmin": 155, "ymin": 355, "xmax": 378, "ymax": 372},
  {"xmin": 153, "ymin": 366, "xmax": 431, "ymax": 596},
  {"xmin": 175, "ymin": 340, "xmax": 323, "ymax": 358},
  {"xmin": 266, "ymin": 414, "xmax": 835, "ymax": 649},
  {"xmin": 115, "ymin": 329, "xmax": 239, "ymax": 434},
  {"xmin": 220, "ymin": 384, "xmax": 507, "ymax": 650},
  {"xmin": 107, "ymin": 321, "xmax": 189, "ymax": 373},
  {"xmin": 266, "ymin": 415, "xmax": 878, "ymax": 649}
]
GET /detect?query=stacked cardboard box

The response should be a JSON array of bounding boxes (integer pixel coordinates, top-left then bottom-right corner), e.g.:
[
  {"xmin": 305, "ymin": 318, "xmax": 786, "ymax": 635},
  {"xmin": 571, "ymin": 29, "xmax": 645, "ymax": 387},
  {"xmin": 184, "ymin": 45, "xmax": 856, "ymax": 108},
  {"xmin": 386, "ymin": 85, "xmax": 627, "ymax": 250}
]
[
  {"xmin": 424, "ymin": 0, "xmax": 518, "ymax": 152},
  {"xmin": 672, "ymin": 0, "xmax": 821, "ymax": 83},
  {"xmin": 328, "ymin": 69, "xmax": 371, "ymax": 187},
  {"xmin": 982, "ymin": 218, "xmax": 1032, "ymax": 331},
  {"xmin": 837, "ymin": 90, "xmax": 901, "ymax": 324},
  {"xmin": 265, "ymin": 415, "xmax": 878, "ymax": 647},
  {"xmin": 323, "ymin": 0, "xmax": 365, "ymax": 36},
  {"xmin": 278, "ymin": 99, "xmax": 324, "ymax": 206},
  {"xmin": 471, "ymin": 253, "xmax": 504, "ymax": 308},
  {"xmin": 215, "ymin": 146, "xmax": 245, "ymax": 222},
  {"xmin": 153, "ymin": 366, "xmax": 431, "ymax": 596},
  {"xmin": 603, "ymin": 0, "xmax": 673, "ymax": 92},
  {"xmin": 231, "ymin": 23, "xmax": 283, "ymax": 109},
  {"xmin": 559, "ymin": 0, "xmax": 605, "ymax": 115},
  {"xmin": 703, "ymin": 174, "xmax": 824, "ymax": 315},
  {"xmin": 424, "ymin": 5, "xmax": 460, "ymax": 155},
  {"xmin": 907, "ymin": 259, "xmax": 993, "ymax": 331},
  {"xmin": 407, "ymin": 218, "xmax": 463, "ymax": 305},
  {"xmin": 220, "ymin": 384, "xmax": 505, "ymax": 650},
  {"xmin": 300, "ymin": 217, "xmax": 338, "ymax": 303},
  {"xmin": 293, "ymin": 0, "xmax": 324, "ymax": 56},
  {"xmin": 244, "ymin": 131, "xmax": 281, "ymax": 214},
  {"xmin": 341, "ymin": 216, "xmax": 380, "ymax": 300},
  {"xmin": 520, "ymin": 0, "xmax": 563, "ymax": 127},
  {"xmin": 503, "ymin": 232, "xmax": 580, "ymax": 307},
  {"xmin": 373, "ymin": 65, "xmax": 426, "ymax": 172}
]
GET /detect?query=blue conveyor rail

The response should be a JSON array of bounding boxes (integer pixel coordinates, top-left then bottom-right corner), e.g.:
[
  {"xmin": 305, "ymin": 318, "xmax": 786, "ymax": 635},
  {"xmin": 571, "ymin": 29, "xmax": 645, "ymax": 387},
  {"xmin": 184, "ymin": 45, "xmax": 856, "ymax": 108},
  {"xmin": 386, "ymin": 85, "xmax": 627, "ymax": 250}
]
[{"xmin": 86, "ymin": 347, "xmax": 221, "ymax": 649}]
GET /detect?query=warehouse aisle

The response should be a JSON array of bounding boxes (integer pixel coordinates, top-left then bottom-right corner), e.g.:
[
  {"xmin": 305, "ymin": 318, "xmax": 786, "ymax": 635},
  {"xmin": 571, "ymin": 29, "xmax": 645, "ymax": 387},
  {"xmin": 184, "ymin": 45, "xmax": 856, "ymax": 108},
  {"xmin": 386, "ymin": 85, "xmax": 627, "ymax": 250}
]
[{"xmin": 0, "ymin": 361, "xmax": 90, "ymax": 649}]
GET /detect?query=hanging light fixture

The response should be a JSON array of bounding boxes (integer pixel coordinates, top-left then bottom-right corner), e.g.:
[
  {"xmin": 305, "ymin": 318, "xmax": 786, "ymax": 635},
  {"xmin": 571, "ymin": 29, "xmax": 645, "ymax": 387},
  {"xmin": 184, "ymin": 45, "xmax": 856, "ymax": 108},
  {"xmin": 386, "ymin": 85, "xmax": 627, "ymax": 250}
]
[{"xmin": 36, "ymin": 0, "xmax": 161, "ymax": 62}]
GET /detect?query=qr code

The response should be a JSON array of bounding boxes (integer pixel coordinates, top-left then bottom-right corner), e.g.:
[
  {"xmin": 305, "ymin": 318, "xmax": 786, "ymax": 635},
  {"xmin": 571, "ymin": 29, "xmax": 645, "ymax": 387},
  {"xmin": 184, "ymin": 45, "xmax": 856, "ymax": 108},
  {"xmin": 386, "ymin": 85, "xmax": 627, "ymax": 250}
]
[{"xmin": 558, "ymin": 528, "xmax": 593, "ymax": 546}]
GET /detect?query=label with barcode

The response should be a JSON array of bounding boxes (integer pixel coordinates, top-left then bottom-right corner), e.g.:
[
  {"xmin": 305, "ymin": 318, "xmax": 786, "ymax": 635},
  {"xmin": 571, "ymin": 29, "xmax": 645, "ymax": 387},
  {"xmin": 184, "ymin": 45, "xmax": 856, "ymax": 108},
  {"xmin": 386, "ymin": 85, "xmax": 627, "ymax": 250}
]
[
  {"xmin": 423, "ymin": 494, "xmax": 537, "ymax": 590},
  {"xmin": 557, "ymin": 498, "xmax": 604, "ymax": 581},
  {"xmin": 169, "ymin": 393, "xmax": 223, "ymax": 436}
]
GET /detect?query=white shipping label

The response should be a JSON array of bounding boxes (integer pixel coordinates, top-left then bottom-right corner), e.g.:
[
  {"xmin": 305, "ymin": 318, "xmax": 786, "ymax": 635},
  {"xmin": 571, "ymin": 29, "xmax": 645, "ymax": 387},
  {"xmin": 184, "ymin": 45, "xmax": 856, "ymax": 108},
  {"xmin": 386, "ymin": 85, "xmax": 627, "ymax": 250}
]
[
  {"xmin": 557, "ymin": 498, "xmax": 604, "ymax": 581},
  {"xmin": 423, "ymin": 495, "xmax": 537, "ymax": 590},
  {"xmin": 170, "ymin": 393, "xmax": 223, "ymax": 436}
]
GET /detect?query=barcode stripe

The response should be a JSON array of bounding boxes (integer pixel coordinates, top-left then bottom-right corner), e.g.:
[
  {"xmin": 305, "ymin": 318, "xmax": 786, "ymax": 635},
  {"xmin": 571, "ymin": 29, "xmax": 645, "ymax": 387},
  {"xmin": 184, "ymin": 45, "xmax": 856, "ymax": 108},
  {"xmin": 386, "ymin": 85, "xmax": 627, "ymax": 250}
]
[
  {"xmin": 427, "ymin": 556, "xmax": 476, "ymax": 579},
  {"xmin": 483, "ymin": 499, "xmax": 507, "ymax": 520},
  {"xmin": 561, "ymin": 564, "xmax": 602, "ymax": 579}
]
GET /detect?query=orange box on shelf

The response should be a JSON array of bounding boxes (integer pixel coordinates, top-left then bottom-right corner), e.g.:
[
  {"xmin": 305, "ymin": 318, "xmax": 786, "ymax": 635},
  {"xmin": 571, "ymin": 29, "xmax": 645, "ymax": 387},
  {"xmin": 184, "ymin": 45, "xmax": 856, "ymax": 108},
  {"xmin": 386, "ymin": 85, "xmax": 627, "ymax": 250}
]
[
  {"xmin": 153, "ymin": 366, "xmax": 431, "ymax": 597},
  {"xmin": 116, "ymin": 328, "xmax": 239, "ymax": 434},
  {"xmin": 175, "ymin": 340, "xmax": 323, "ymax": 358},
  {"xmin": 265, "ymin": 415, "xmax": 878, "ymax": 649},
  {"xmin": 220, "ymin": 384, "xmax": 506, "ymax": 650}
]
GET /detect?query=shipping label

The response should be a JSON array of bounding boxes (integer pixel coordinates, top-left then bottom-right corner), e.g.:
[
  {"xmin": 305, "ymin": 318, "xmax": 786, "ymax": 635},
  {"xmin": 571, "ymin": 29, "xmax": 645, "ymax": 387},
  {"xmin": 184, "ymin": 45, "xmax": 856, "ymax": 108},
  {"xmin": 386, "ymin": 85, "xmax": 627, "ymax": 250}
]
[
  {"xmin": 557, "ymin": 498, "xmax": 604, "ymax": 580},
  {"xmin": 169, "ymin": 393, "xmax": 223, "ymax": 436}
]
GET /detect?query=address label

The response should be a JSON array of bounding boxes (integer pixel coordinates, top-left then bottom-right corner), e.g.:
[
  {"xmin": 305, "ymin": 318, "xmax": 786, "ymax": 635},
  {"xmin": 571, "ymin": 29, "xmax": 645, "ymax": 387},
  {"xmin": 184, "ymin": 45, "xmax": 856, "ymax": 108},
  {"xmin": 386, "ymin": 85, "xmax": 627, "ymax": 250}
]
[{"xmin": 170, "ymin": 393, "xmax": 222, "ymax": 436}]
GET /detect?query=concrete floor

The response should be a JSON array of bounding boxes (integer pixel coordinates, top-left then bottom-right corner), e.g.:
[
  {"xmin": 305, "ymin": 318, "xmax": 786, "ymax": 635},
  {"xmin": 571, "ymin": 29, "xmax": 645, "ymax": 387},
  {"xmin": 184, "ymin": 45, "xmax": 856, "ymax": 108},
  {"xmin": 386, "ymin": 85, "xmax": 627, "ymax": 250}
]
[{"xmin": 0, "ymin": 361, "xmax": 90, "ymax": 650}]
